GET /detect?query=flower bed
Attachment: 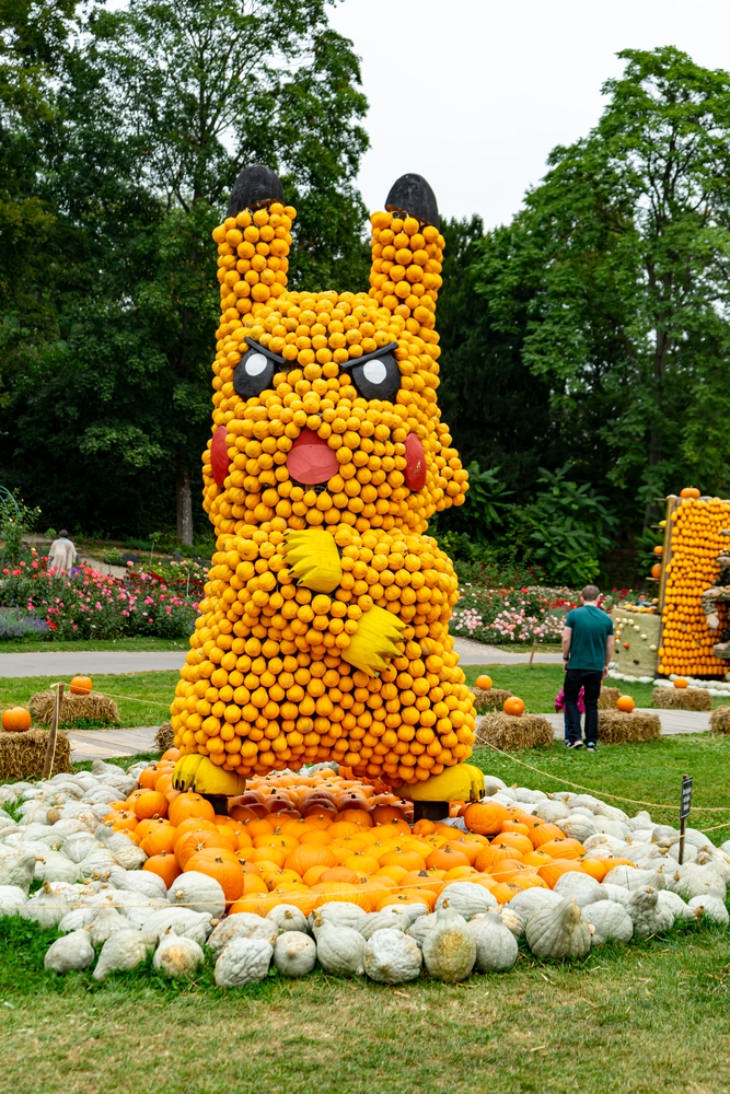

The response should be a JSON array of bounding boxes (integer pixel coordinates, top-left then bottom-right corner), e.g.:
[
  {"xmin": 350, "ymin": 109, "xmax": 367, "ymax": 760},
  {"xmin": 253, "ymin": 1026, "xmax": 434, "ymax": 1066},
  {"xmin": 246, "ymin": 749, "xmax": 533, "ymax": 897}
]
[
  {"xmin": 451, "ymin": 585, "xmax": 636, "ymax": 646},
  {"xmin": 0, "ymin": 551, "xmax": 199, "ymax": 640}
]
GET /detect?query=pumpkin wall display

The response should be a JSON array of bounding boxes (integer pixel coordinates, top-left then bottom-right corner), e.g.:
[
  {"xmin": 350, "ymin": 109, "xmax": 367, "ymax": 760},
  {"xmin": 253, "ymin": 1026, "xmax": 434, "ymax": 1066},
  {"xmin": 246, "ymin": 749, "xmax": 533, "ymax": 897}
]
[
  {"xmin": 655, "ymin": 492, "xmax": 730, "ymax": 678},
  {"xmin": 612, "ymin": 607, "xmax": 661, "ymax": 677},
  {"xmin": 170, "ymin": 166, "xmax": 480, "ymax": 800}
]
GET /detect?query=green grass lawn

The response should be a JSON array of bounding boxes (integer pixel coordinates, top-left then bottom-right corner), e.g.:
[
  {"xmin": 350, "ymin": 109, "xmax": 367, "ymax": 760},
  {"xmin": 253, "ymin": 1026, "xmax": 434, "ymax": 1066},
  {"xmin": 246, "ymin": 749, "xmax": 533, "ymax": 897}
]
[
  {"xmin": 2, "ymin": 662, "xmax": 730, "ymax": 1093},
  {"xmin": 0, "ymin": 670, "xmax": 180, "ymax": 727},
  {"xmin": 0, "ymin": 636, "xmax": 187, "ymax": 653}
]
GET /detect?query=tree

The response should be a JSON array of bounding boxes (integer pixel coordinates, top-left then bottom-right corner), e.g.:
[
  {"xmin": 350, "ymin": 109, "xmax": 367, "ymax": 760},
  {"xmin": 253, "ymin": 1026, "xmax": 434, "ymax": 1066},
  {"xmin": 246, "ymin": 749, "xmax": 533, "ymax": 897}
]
[
  {"xmin": 1, "ymin": 0, "xmax": 370, "ymax": 541},
  {"xmin": 489, "ymin": 47, "xmax": 730, "ymax": 530}
]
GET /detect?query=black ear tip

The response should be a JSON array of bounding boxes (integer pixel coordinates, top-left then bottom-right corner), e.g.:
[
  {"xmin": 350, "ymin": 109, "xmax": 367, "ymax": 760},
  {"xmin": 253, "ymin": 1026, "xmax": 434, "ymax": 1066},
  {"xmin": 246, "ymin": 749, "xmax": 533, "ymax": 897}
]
[
  {"xmin": 227, "ymin": 164, "xmax": 284, "ymax": 217},
  {"xmin": 385, "ymin": 173, "xmax": 439, "ymax": 227}
]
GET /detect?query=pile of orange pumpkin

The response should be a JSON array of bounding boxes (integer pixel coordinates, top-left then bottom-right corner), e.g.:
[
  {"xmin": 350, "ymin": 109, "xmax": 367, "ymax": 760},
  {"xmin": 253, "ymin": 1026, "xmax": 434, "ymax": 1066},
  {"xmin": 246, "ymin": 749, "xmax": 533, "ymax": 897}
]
[
  {"xmin": 658, "ymin": 493, "xmax": 730, "ymax": 677},
  {"xmin": 102, "ymin": 751, "xmax": 634, "ymax": 916}
]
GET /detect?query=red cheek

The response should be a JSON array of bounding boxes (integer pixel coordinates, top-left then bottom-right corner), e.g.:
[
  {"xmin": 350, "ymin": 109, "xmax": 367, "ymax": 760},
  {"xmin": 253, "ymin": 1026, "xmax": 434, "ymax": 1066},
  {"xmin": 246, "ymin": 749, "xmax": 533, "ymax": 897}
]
[
  {"xmin": 211, "ymin": 426, "xmax": 230, "ymax": 487},
  {"xmin": 404, "ymin": 432, "xmax": 426, "ymax": 491}
]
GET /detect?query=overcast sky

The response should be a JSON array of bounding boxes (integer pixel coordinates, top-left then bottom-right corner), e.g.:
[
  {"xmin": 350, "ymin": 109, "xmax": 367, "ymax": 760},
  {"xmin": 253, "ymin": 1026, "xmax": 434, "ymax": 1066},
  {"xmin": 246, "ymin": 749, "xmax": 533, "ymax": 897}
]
[{"xmin": 328, "ymin": 0, "xmax": 730, "ymax": 229}]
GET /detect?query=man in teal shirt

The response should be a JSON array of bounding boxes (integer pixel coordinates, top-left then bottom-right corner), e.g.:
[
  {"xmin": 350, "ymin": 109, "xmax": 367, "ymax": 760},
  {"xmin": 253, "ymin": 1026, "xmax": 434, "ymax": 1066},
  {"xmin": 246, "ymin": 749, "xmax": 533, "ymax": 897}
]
[{"xmin": 561, "ymin": 585, "xmax": 614, "ymax": 751}]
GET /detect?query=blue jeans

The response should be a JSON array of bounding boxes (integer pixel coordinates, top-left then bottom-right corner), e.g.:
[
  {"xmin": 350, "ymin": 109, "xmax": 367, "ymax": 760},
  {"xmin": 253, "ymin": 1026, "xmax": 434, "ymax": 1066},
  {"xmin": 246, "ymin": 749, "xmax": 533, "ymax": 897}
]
[{"xmin": 564, "ymin": 669, "xmax": 602, "ymax": 745}]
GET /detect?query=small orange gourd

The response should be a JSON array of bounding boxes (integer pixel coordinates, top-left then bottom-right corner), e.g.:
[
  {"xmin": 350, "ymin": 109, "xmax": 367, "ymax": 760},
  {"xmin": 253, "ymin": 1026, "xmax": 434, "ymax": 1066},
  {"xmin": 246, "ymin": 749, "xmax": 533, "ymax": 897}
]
[
  {"xmin": 503, "ymin": 696, "xmax": 526, "ymax": 716},
  {"xmin": 1, "ymin": 706, "xmax": 31, "ymax": 733},
  {"xmin": 616, "ymin": 694, "xmax": 635, "ymax": 713},
  {"xmin": 475, "ymin": 674, "xmax": 493, "ymax": 691},
  {"xmin": 70, "ymin": 675, "xmax": 93, "ymax": 695}
]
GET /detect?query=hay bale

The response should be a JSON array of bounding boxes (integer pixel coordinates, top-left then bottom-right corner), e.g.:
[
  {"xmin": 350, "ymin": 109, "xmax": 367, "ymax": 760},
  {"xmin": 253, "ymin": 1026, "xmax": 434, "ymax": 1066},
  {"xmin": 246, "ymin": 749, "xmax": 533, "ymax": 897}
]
[
  {"xmin": 475, "ymin": 713, "xmax": 554, "ymax": 750},
  {"xmin": 0, "ymin": 729, "xmax": 71, "ymax": 780},
  {"xmin": 28, "ymin": 690, "xmax": 120, "ymax": 727},
  {"xmin": 651, "ymin": 686, "xmax": 712, "ymax": 711},
  {"xmin": 597, "ymin": 710, "xmax": 661, "ymax": 743},
  {"xmin": 710, "ymin": 706, "xmax": 730, "ymax": 734},
  {"xmin": 598, "ymin": 686, "xmax": 621, "ymax": 710},
  {"xmin": 472, "ymin": 687, "xmax": 512, "ymax": 713},
  {"xmin": 155, "ymin": 721, "xmax": 175, "ymax": 752}
]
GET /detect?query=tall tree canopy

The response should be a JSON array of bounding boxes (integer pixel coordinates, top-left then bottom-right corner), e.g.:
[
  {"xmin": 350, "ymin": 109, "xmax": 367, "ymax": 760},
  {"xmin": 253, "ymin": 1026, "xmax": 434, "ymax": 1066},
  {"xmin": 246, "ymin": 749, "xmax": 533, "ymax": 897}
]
[
  {"xmin": 1, "ymin": 0, "xmax": 369, "ymax": 541},
  {"xmin": 473, "ymin": 46, "xmax": 730, "ymax": 526}
]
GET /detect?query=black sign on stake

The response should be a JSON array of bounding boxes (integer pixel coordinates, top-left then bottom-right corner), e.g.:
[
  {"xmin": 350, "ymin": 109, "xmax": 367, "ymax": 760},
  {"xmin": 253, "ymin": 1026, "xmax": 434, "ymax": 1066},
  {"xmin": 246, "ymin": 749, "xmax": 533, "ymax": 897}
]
[{"xmin": 679, "ymin": 774, "xmax": 693, "ymax": 865}]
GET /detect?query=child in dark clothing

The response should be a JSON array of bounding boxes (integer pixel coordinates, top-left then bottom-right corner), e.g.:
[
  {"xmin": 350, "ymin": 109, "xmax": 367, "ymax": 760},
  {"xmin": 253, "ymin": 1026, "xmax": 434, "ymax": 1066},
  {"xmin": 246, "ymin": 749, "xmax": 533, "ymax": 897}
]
[{"xmin": 555, "ymin": 686, "xmax": 585, "ymax": 745}]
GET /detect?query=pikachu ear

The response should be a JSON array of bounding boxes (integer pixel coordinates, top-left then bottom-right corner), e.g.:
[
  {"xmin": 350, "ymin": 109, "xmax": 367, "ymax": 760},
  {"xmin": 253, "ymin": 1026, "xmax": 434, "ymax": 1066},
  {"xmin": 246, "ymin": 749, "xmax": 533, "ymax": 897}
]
[
  {"xmin": 369, "ymin": 173, "xmax": 444, "ymax": 343},
  {"xmin": 227, "ymin": 163, "xmax": 284, "ymax": 216},
  {"xmin": 385, "ymin": 173, "xmax": 439, "ymax": 228},
  {"xmin": 212, "ymin": 164, "xmax": 294, "ymax": 321}
]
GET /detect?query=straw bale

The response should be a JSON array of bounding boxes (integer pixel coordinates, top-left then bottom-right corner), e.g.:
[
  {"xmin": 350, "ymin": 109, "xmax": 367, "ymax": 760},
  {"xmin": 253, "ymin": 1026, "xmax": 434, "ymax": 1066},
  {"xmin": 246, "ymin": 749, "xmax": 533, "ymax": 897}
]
[
  {"xmin": 597, "ymin": 710, "xmax": 661, "ymax": 743},
  {"xmin": 0, "ymin": 728, "xmax": 71, "ymax": 780},
  {"xmin": 651, "ymin": 686, "xmax": 712, "ymax": 711},
  {"xmin": 28, "ymin": 690, "xmax": 120, "ymax": 727},
  {"xmin": 710, "ymin": 706, "xmax": 730, "ymax": 734},
  {"xmin": 155, "ymin": 721, "xmax": 175, "ymax": 752},
  {"xmin": 475, "ymin": 713, "xmax": 554, "ymax": 750},
  {"xmin": 472, "ymin": 687, "xmax": 512, "ymax": 713},
  {"xmin": 598, "ymin": 686, "xmax": 621, "ymax": 710}
]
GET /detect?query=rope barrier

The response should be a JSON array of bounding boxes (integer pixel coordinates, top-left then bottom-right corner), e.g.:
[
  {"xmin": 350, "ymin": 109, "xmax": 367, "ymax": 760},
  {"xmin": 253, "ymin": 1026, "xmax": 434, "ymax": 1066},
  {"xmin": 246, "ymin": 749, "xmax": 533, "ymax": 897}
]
[{"xmin": 477, "ymin": 738, "xmax": 730, "ymax": 816}]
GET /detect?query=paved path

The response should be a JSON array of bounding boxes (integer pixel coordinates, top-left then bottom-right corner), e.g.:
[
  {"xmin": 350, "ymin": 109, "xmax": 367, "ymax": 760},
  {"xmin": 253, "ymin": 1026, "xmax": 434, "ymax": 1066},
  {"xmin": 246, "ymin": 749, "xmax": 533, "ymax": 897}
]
[
  {"xmin": 0, "ymin": 638, "xmax": 557, "ymax": 678},
  {"xmin": 0, "ymin": 641, "xmax": 712, "ymax": 761},
  {"xmin": 0, "ymin": 649, "xmax": 186, "ymax": 678}
]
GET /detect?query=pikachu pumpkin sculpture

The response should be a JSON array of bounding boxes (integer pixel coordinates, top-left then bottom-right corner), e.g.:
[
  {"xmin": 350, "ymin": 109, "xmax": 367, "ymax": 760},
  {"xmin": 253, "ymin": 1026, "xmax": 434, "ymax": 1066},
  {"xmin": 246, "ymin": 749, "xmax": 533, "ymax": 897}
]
[{"xmin": 171, "ymin": 165, "xmax": 484, "ymax": 805}]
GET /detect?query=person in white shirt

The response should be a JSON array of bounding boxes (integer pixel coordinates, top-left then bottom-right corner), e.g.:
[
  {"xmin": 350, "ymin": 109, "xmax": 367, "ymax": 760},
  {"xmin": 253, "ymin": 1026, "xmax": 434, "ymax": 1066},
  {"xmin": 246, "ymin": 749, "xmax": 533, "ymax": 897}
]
[{"xmin": 47, "ymin": 530, "xmax": 77, "ymax": 573}]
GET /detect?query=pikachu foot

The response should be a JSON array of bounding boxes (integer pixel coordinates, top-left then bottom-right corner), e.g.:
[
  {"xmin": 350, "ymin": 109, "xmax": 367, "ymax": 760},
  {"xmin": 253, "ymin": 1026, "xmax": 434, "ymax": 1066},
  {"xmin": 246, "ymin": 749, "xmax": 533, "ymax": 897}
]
[
  {"xmin": 400, "ymin": 763, "xmax": 485, "ymax": 803},
  {"xmin": 172, "ymin": 754, "xmax": 247, "ymax": 797}
]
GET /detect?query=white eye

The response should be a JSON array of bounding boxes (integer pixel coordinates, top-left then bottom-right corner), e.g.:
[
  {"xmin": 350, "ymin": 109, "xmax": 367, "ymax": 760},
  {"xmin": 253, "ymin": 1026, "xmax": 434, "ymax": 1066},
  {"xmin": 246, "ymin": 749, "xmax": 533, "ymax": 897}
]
[
  {"xmin": 362, "ymin": 360, "xmax": 387, "ymax": 385},
  {"xmin": 244, "ymin": 352, "xmax": 268, "ymax": 377}
]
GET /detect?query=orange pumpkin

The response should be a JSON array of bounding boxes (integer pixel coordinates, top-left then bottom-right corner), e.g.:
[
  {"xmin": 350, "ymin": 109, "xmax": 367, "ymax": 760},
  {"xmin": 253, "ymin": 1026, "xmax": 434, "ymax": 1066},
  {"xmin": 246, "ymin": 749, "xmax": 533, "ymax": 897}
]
[
  {"xmin": 650, "ymin": 562, "xmax": 661, "ymax": 580},
  {"xmin": 679, "ymin": 486, "xmax": 701, "ymax": 499},
  {"xmin": 672, "ymin": 677, "xmax": 688, "ymax": 689},
  {"xmin": 503, "ymin": 696, "xmax": 526, "ymax": 716},
  {"xmin": 69, "ymin": 674, "xmax": 93, "ymax": 695},
  {"xmin": 1, "ymin": 706, "xmax": 31, "ymax": 733},
  {"xmin": 475, "ymin": 674, "xmax": 493, "ymax": 691},
  {"xmin": 462, "ymin": 800, "xmax": 511, "ymax": 836},
  {"xmin": 616, "ymin": 694, "xmax": 635, "ymax": 713}
]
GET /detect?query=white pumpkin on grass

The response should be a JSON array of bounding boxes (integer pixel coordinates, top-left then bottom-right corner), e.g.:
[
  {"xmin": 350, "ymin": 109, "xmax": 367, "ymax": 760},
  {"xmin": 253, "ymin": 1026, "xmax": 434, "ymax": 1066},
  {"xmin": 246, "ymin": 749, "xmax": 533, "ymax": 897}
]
[
  {"xmin": 524, "ymin": 898, "xmax": 592, "ymax": 961},
  {"xmin": 435, "ymin": 881, "xmax": 498, "ymax": 918},
  {"xmin": 626, "ymin": 887, "xmax": 675, "ymax": 937},
  {"xmin": 421, "ymin": 907, "xmax": 476, "ymax": 983},
  {"xmin": 92, "ymin": 928, "xmax": 157, "ymax": 981},
  {"xmin": 274, "ymin": 931, "xmax": 317, "ymax": 978},
  {"xmin": 44, "ymin": 930, "xmax": 96, "ymax": 974},
  {"xmin": 266, "ymin": 903, "xmax": 310, "ymax": 935},
  {"xmin": 363, "ymin": 928, "xmax": 422, "ymax": 984},
  {"xmin": 360, "ymin": 907, "xmax": 411, "ymax": 940},
  {"xmin": 153, "ymin": 934, "xmax": 205, "ymax": 978},
  {"xmin": 468, "ymin": 910, "xmax": 519, "ymax": 972},
  {"xmin": 214, "ymin": 937, "xmax": 273, "ymax": 987},
  {"xmin": 315, "ymin": 922, "xmax": 366, "ymax": 977},
  {"xmin": 310, "ymin": 902, "xmax": 367, "ymax": 935},
  {"xmin": 581, "ymin": 900, "xmax": 634, "ymax": 946},
  {"xmin": 168, "ymin": 871, "xmax": 226, "ymax": 919},
  {"xmin": 207, "ymin": 913, "xmax": 277, "ymax": 955},
  {"xmin": 142, "ymin": 907, "xmax": 214, "ymax": 944},
  {"xmin": 688, "ymin": 894, "xmax": 730, "ymax": 925}
]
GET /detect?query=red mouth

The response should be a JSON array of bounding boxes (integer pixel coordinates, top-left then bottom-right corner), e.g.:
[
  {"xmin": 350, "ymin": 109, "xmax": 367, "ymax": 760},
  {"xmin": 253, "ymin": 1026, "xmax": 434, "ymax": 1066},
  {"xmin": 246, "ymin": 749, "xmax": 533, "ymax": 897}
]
[{"xmin": 286, "ymin": 428, "xmax": 339, "ymax": 486}]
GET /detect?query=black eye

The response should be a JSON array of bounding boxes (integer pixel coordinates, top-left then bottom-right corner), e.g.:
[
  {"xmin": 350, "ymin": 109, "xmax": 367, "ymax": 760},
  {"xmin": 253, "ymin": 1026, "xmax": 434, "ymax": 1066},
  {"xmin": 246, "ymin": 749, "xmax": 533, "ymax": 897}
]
[
  {"xmin": 233, "ymin": 348, "xmax": 276, "ymax": 398},
  {"xmin": 351, "ymin": 352, "xmax": 400, "ymax": 401}
]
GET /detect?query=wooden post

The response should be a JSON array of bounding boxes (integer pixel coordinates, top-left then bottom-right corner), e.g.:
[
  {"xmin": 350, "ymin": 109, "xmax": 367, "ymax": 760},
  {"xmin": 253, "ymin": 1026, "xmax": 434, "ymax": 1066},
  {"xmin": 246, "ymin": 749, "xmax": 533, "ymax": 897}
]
[{"xmin": 42, "ymin": 682, "xmax": 64, "ymax": 781}]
